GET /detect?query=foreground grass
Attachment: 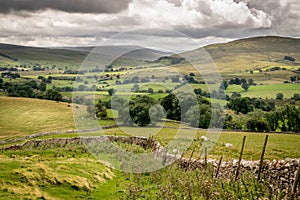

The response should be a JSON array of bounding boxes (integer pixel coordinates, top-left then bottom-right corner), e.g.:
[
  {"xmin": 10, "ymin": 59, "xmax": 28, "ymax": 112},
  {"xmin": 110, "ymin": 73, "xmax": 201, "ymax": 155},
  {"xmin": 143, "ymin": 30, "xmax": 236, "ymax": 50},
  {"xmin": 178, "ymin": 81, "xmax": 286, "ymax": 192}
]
[
  {"xmin": 1, "ymin": 135, "xmax": 298, "ymax": 200},
  {"xmin": 0, "ymin": 143, "xmax": 130, "ymax": 200}
]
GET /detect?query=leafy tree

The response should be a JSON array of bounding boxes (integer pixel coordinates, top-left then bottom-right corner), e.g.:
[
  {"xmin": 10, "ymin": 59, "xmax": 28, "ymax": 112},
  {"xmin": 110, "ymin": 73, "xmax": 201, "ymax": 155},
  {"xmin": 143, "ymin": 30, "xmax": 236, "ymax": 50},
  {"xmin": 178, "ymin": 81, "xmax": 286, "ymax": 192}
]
[
  {"xmin": 149, "ymin": 105, "xmax": 165, "ymax": 125},
  {"xmin": 229, "ymin": 77, "xmax": 241, "ymax": 85},
  {"xmin": 161, "ymin": 93, "xmax": 181, "ymax": 121},
  {"xmin": 281, "ymin": 105, "xmax": 300, "ymax": 132},
  {"xmin": 118, "ymin": 95, "xmax": 161, "ymax": 126},
  {"xmin": 131, "ymin": 83, "xmax": 139, "ymax": 92},
  {"xmin": 111, "ymin": 96, "xmax": 126, "ymax": 111},
  {"xmin": 246, "ymin": 118, "xmax": 270, "ymax": 132},
  {"xmin": 131, "ymin": 76, "xmax": 139, "ymax": 83},
  {"xmin": 194, "ymin": 88, "xmax": 202, "ymax": 95},
  {"xmin": 95, "ymin": 100, "xmax": 107, "ymax": 119},
  {"xmin": 241, "ymin": 82, "xmax": 249, "ymax": 91},
  {"xmin": 292, "ymin": 93, "xmax": 300, "ymax": 101},
  {"xmin": 108, "ymin": 88, "xmax": 115, "ymax": 96},
  {"xmin": 248, "ymin": 78, "xmax": 255, "ymax": 86},
  {"xmin": 231, "ymin": 92, "xmax": 241, "ymax": 98},
  {"xmin": 265, "ymin": 111, "xmax": 280, "ymax": 131},
  {"xmin": 219, "ymin": 81, "xmax": 228, "ymax": 90},
  {"xmin": 276, "ymin": 93, "xmax": 284, "ymax": 100},
  {"xmin": 186, "ymin": 104, "xmax": 211, "ymax": 128},
  {"xmin": 39, "ymin": 82, "xmax": 47, "ymax": 92},
  {"xmin": 227, "ymin": 97, "xmax": 253, "ymax": 114},
  {"xmin": 44, "ymin": 89, "xmax": 62, "ymax": 101},
  {"xmin": 148, "ymin": 87, "xmax": 154, "ymax": 94},
  {"xmin": 129, "ymin": 103, "xmax": 151, "ymax": 126}
]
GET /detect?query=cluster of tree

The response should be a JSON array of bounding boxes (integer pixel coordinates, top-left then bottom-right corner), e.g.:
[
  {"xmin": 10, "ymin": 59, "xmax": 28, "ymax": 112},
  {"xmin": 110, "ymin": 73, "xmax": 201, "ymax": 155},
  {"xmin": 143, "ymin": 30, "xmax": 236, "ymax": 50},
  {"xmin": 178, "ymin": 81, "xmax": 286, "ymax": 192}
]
[
  {"xmin": 33, "ymin": 66, "xmax": 45, "ymax": 71},
  {"xmin": 121, "ymin": 76, "xmax": 157, "ymax": 85},
  {"xmin": 0, "ymin": 67, "xmax": 18, "ymax": 71},
  {"xmin": 109, "ymin": 95, "xmax": 165, "ymax": 126},
  {"xmin": 88, "ymin": 90, "xmax": 299, "ymax": 133},
  {"xmin": 227, "ymin": 97, "xmax": 275, "ymax": 114},
  {"xmin": 1, "ymin": 72, "xmax": 21, "ymax": 79},
  {"xmin": 38, "ymin": 76, "xmax": 52, "ymax": 83},
  {"xmin": 290, "ymin": 76, "xmax": 300, "ymax": 83},
  {"xmin": 228, "ymin": 78, "xmax": 256, "ymax": 91},
  {"xmin": 225, "ymin": 106, "xmax": 300, "ymax": 133},
  {"xmin": 160, "ymin": 92, "xmax": 224, "ymax": 128},
  {"xmin": 292, "ymin": 93, "xmax": 300, "ymax": 101},
  {"xmin": 87, "ymin": 99, "xmax": 107, "ymax": 119},
  {"xmin": 284, "ymin": 56, "xmax": 295, "ymax": 62},
  {"xmin": 63, "ymin": 70, "xmax": 85, "ymax": 75},
  {"xmin": 266, "ymin": 66, "xmax": 284, "ymax": 72},
  {"xmin": 50, "ymin": 76, "xmax": 76, "ymax": 81},
  {"xmin": 228, "ymin": 78, "xmax": 255, "ymax": 86},
  {"xmin": 155, "ymin": 56, "xmax": 186, "ymax": 65},
  {"xmin": 1, "ymin": 80, "xmax": 64, "ymax": 101},
  {"xmin": 73, "ymin": 84, "xmax": 98, "ymax": 91}
]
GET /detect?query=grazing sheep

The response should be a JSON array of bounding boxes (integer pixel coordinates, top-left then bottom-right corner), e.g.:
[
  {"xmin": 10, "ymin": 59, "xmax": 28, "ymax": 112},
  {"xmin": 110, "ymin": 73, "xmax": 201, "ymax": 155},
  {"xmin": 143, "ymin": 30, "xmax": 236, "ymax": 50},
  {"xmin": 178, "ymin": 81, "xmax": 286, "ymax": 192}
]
[
  {"xmin": 200, "ymin": 136, "xmax": 208, "ymax": 142},
  {"xmin": 225, "ymin": 143, "xmax": 233, "ymax": 148}
]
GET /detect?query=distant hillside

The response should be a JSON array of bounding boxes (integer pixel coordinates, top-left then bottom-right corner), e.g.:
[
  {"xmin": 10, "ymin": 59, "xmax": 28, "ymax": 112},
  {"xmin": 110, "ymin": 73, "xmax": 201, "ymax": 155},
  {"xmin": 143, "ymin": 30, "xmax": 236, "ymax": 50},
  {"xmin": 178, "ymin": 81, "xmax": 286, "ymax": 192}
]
[
  {"xmin": 180, "ymin": 36, "xmax": 300, "ymax": 72},
  {"xmin": 61, "ymin": 45, "xmax": 171, "ymax": 61},
  {"xmin": 1, "ymin": 36, "xmax": 300, "ymax": 71},
  {"xmin": 0, "ymin": 44, "xmax": 154, "ymax": 68},
  {"xmin": 0, "ymin": 43, "xmax": 87, "ymax": 67}
]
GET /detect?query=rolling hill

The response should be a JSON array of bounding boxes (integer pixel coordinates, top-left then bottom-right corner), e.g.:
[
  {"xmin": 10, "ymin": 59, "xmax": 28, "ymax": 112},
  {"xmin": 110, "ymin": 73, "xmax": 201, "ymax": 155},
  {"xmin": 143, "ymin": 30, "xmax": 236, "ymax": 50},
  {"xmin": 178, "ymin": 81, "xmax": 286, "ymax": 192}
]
[
  {"xmin": 0, "ymin": 43, "xmax": 170, "ymax": 68},
  {"xmin": 1, "ymin": 36, "xmax": 300, "ymax": 72},
  {"xmin": 179, "ymin": 36, "xmax": 300, "ymax": 72},
  {"xmin": 61, "ymin": 45, "xmax": 171, "ymax": 61}
]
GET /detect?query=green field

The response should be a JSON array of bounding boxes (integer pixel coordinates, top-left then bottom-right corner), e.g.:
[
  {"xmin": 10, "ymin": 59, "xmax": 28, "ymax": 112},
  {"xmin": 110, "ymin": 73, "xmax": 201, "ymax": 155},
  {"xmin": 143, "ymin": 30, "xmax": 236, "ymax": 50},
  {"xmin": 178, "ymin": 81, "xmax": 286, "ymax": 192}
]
[
  {"xmin": 0, "ymin": 144, "xmax": 129, "ymax": 199},
  {"xmin": 1, "ymin": 36, "xmax": 300, "ymax": 199},
  {"xmin": 0, "ymin": 97, "xmax": 75, "ymax": 139},
  {"xmin": 226, "ymin": 84, "xmax": 300, "ymax": 98},
  {"xmin": 1, "ymin": 97, "xmax": 299, "ymax": 161}
]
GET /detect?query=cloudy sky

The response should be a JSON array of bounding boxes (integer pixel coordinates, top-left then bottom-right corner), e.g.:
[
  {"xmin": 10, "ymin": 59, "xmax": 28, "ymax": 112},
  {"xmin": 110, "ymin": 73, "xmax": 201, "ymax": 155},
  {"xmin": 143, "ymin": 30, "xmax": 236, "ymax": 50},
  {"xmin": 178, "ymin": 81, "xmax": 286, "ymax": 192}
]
[{"xmin": 0, "ymin": 0, "xmax": 299, "ymax": 50}]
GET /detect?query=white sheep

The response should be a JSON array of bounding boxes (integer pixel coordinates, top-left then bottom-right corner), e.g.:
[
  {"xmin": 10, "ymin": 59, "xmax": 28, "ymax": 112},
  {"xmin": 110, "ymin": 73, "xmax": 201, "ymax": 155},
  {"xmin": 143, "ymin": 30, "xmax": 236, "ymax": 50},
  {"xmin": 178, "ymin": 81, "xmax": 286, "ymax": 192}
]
[
  {"xmin": 225, "ymin": 143, "xmax": 233, "ymax": 148},
  {"xmin": 200, "ymin": 136, "xmax": 208, "ymax": 142}
]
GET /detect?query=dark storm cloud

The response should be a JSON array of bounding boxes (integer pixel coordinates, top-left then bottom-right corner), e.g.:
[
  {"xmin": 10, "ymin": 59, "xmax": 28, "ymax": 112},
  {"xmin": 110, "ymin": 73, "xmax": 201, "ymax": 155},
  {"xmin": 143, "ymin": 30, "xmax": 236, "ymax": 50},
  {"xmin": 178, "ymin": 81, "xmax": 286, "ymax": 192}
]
[{"xmin": 0, "ymin": 0, "xmax": 132, "ymax": 13}]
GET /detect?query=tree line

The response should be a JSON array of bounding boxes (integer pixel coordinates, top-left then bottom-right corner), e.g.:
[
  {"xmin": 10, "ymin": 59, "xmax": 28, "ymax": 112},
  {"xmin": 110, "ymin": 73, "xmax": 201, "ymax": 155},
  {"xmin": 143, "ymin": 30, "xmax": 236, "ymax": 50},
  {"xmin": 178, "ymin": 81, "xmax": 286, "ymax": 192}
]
[{"xmin": 89, "ymin": 92, "xmax": 300, "ymax": 133}]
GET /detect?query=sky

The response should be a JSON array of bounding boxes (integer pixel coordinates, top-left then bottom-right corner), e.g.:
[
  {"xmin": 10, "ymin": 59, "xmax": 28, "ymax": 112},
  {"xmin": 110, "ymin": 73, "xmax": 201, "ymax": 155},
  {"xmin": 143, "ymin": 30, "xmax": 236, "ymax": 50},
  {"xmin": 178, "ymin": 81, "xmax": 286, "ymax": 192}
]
[{"xmin": 0, "ymin": 0, "xmax": 299, "ymax": 51}]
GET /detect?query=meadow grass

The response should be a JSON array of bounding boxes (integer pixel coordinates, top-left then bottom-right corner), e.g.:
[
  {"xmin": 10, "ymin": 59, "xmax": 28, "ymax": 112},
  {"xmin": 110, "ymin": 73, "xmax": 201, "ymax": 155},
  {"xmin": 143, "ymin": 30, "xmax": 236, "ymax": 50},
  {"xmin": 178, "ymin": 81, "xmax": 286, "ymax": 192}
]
[
  {"xmin": 226, "ymin": 83, "xmax": 300, "ymax": 98},
  {"xmin": 0, "ymin": 144, "xmax": 129, "ymax": 200},
  {"xmin": 0, "ymin": 97, "xmax": 75, "ymax": 139},
  {"xmin": 100, "ymin": 127, "xmax": 300, "ymax": 161}
]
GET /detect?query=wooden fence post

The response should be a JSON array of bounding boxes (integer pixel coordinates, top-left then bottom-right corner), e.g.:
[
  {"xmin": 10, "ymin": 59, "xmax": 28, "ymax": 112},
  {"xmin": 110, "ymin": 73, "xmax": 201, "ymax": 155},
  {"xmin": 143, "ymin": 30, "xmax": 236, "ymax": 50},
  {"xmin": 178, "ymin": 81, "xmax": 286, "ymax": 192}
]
[
  {"xmin": 257, "ymin": 135, "xmax": 269, "ymax": 181},
  {"xmin": 215, "ymin": 156, "xmax": 223, "ymax": 179},
  {"xmin": 235, "ymin": 136, "xmax": 246, "ymax": 180}
]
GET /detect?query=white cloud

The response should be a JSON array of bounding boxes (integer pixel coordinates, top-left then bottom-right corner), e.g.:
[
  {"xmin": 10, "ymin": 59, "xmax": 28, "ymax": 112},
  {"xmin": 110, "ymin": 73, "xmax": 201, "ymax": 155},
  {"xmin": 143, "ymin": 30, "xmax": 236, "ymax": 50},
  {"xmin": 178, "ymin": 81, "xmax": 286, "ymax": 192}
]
[
  {"xmin": 128, "ymin": 0, "xmax": 272, "ymax": 29},
  {"xmin": 0, "ymin": 0, "xmax": 298, "ymax": 47}
]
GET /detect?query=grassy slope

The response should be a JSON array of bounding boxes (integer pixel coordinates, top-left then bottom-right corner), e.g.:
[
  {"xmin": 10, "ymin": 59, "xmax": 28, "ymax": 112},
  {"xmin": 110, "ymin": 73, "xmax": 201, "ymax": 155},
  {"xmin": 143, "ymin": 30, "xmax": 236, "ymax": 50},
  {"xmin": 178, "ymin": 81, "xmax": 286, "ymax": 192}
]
[
  {"xmin": 0, "ymin": 97, "xmax": 75, "ymax": 139},
  {"xmin": 0, "ymin": 145, "xmax": 128, "ymax": 199},
  {"xmin": 178, "ymin": 36, "xmax": 300, "ymax": 73},
  {"xmin": 0, "ymin": 43, "xmax": 147, "ymax": 68}
]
